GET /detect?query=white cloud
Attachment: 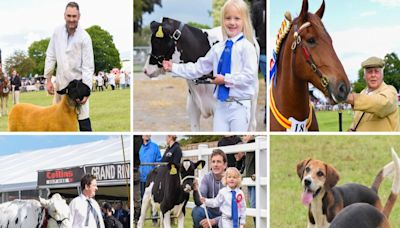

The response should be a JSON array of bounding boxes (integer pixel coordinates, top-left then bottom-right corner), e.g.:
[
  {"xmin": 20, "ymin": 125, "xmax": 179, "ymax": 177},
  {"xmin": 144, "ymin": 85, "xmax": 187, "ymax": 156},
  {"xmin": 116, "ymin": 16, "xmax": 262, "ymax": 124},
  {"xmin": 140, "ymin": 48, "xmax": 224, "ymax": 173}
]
[
  {"xmin": 371, "ymin": 0, "xmax": 400, "ymax": 7},
  {"xmin": 332, "ymin": 26, "xmax": 400, "ymax": 82},
  {"xmin": 360, "ymin": 11, "xmax": 377, "ymax": 17}
]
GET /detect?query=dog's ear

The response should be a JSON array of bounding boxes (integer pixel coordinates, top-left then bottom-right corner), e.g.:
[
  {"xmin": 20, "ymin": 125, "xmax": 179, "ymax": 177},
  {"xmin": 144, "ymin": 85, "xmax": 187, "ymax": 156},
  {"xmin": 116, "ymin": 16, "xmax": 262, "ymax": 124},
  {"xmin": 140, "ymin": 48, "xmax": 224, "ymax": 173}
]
[
  {"xmin": 324, "ymin": 164, "xmax": 339, "ymax": 189},
  {"xmin": 297, "ymin": 158, "xmax": 312, "ymax": 180}
]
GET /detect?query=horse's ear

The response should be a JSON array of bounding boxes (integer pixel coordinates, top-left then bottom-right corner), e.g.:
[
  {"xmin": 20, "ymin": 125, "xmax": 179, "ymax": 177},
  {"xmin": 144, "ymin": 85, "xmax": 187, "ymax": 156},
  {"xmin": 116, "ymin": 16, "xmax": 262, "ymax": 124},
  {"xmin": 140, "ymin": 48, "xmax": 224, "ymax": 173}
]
[
  {"xmin": 298, "ymin": 0, "xmax": 309, "ymax": 22},
  {"xmin": 315, "ymin": 0, "xmax": 325, "ymax": 19}
]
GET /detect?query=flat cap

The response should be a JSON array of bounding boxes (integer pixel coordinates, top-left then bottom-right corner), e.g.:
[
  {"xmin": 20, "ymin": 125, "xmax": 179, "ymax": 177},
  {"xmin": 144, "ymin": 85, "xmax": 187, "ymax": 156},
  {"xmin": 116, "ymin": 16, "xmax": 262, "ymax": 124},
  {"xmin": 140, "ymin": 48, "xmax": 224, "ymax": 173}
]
[{"xmin": 361, "ymin": 56, "xmax": 385, "ymax": 68}]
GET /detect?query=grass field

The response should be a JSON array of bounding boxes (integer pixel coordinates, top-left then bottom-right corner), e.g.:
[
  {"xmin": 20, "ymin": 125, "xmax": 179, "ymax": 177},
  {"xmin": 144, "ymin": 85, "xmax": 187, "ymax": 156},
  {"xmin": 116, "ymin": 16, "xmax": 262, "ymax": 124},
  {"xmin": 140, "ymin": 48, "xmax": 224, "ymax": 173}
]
[
  {"xmin": 0, "ymin": 88, "xmax": 130, "ymax": 131},
  {"xmin": 316, "ymin": 108, "xmax": 400, "ymax": 131},
  {"xmin": 270, "ymin": 136, "xmax": 400, "ymax": 227},
  {"xmin": 140, "ymin": 201, "xmax": 255, "ymax": 227}
]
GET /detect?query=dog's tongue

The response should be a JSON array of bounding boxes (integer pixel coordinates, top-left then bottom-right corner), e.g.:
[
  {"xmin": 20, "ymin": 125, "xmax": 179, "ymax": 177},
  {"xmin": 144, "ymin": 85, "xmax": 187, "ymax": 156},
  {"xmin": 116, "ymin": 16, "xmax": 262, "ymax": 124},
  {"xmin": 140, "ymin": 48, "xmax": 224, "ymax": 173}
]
[{"xmin": 301, "ymin": 190, "xmax": 313, "ymax": 205}]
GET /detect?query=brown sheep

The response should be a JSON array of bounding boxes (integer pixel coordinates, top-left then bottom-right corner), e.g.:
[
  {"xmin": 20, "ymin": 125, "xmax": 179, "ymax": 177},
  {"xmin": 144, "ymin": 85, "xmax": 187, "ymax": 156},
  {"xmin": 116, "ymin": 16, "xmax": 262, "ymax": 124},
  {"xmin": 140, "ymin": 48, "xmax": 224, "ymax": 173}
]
[{"xmin": 8, "ymin": 80, "xmax": 90, "ymax": 131}]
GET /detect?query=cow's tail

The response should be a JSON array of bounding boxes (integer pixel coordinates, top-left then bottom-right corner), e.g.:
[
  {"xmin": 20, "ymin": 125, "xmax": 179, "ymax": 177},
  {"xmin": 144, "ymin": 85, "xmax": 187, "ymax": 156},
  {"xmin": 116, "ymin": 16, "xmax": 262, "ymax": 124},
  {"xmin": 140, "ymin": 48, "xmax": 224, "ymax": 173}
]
[{"xmin": 381, "ymin": 148, "xmax": 400, "ymax": 218}]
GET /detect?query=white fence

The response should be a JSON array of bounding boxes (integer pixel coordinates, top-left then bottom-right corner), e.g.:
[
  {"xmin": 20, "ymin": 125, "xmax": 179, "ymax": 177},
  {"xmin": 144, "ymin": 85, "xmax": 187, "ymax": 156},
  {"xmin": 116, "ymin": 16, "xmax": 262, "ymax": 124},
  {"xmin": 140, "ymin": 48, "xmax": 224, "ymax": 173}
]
[
  {"xmin": 182, "ymin": 136, "xmax": 268, "ymax": 227},
  {"xmin": 134, "ymin": 46, "xmax": 151, "ymax": 66}
]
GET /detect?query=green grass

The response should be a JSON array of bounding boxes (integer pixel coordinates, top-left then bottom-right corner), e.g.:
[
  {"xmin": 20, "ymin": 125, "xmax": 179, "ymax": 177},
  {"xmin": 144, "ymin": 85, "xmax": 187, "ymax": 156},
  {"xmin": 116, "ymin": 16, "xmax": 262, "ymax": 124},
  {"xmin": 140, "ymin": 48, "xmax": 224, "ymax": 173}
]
[
  {"xmin": 316, "ymin": 108, "xmax": 400, "ymax": 131},
  {"xmin": 140, "ymin": 200, "xmax": 255, "ymax": 227},
  {"xmin": 270, "ymin": 136, "xmax": 400, "ymax": 227},
  {"xmin": 316, "ymin": 110, "xmax": 353, "ymax": 131},
  {"xmin": 0, "ymin": 88, "xmax": 130, "ymax": 131}
]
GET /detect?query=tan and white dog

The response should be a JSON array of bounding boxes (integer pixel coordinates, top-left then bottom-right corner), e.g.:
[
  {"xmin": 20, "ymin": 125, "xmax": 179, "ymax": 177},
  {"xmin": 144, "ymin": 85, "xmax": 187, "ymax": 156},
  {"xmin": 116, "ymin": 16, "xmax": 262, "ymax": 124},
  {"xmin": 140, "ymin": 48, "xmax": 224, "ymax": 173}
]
[{"xmin": 297, "ymin": 148, "xmax": 400, "ymax": 228}]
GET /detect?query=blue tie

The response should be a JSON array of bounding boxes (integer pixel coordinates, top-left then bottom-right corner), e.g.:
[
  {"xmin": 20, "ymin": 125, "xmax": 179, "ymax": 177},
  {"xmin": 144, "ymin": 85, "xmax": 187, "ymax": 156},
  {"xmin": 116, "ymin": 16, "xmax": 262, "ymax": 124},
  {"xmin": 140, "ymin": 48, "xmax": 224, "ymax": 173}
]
[
  {"xmin": 217, "ymin": 40, "xmax": 233, "ymax": 101},
  {"xmin": 231, "ymin": 190, "xmax": 238, "ymax": 228}
]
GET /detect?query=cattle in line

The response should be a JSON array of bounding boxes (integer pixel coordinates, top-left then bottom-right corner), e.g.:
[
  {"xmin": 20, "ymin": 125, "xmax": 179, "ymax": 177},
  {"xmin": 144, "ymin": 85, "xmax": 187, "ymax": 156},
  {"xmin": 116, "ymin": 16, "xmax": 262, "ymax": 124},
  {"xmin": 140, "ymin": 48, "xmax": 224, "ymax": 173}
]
[
  {"xmin": 143, "ymin": 17, "xmax": 259, "ymax": 131},
  {"xmin": 0, "ymin": 193, "xmax": 71, "ymax": 228},
  {"xmin": 137, "ymin": 159, "xmax": 206, "ymax": 228}
]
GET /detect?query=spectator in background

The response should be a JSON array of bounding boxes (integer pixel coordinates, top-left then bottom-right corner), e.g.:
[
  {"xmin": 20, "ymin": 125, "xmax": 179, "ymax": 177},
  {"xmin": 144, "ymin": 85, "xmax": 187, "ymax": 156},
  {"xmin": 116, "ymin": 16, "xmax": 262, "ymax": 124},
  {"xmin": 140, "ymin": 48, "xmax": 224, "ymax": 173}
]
[
  {"xmin": 133, "ymin": 136, "xmax": 142, "ymax": 224},
  {"xmin": 243, "ymin": 135, "xmax": 256, "ymax": 226},
  {"xmin": 96, "ymin": 72, "xmax": 104, "ymax": 91},
  {"xmin": 113, "ymin": 202, "xmax": 128, "ymax": 227},
  {"xmin": 120, "ymin": 70, "xmax": 126, "ymax": 89},
  {"xmin": 103, "ymin": 202, "xmax": 123, "ymax": 228},
  {"xmin": 139, "ymin": 135, "xmax": 162, "ymax": 200},
  {"xmin": 108, "ymin": 70, "xmax": 116, "ymax": 90},
  {"xmin": 161, "ymin": 135, "xmax": 182, "ymax": 165},
  {"xmin": 218, "ymin": 135, "xmax": 243, "ymax": 169},
  {"xmin": 10, "ymin": 69, "xmax": 21, "ymax": 105}
]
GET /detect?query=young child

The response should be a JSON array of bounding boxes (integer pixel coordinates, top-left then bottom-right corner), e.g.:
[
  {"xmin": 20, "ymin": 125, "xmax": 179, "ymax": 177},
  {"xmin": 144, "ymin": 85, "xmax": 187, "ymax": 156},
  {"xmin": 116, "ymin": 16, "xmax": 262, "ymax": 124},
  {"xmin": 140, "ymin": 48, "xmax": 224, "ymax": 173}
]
[
  {"xmin": 163, "ymin": 0, "xmax": 258, "ymax": 132},
  {"xmin": 200, "ymin": 167, "xmax": 246, "ymax": 228}
]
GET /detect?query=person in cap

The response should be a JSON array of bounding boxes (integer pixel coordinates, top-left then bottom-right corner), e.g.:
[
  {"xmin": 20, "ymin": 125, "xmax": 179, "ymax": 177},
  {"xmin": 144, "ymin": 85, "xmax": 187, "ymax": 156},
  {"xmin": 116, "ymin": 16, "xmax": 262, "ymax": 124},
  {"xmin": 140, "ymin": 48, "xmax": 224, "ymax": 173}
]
[{"xmin": 346, "ymin": 56, "xmax": 399, "ymax": 131}]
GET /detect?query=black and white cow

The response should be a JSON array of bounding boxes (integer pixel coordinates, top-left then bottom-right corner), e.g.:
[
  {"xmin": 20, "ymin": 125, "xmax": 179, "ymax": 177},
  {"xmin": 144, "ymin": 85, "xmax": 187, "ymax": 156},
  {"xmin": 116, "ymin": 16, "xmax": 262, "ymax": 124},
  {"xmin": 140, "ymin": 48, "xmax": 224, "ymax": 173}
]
[
  {"xmin": 0, "ymin": 193, "xmax": 71, "ymax": 228},
  {"xmin": 137, "ymin": 159, "xmax": 206, "ymax": 228},
  {"xmin": 143, "ymin": 17, "xmax": 259, "ymax": 131}
]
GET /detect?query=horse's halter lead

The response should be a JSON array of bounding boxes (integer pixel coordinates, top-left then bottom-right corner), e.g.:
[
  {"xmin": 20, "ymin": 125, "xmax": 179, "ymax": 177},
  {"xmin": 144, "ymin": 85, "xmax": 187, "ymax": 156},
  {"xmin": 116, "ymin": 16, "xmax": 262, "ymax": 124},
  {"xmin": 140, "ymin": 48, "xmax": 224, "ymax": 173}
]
[
  {"xmin": 150, "ymin": 22, "xmax": 185, "ymax": 67},
  {"xmin": 291, "ymin": 21, "xmax": 329, "ymax": 91}
]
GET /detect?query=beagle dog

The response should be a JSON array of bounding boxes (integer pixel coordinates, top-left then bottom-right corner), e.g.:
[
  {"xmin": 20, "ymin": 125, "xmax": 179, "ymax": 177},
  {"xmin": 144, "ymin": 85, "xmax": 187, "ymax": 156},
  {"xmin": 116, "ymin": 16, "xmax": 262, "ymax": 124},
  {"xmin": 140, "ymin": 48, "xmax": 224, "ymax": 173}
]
[
  {"xmin": 297, "ymin": 149, "xmax": 400, "ymax": 228},
  {"xmin": 330, "ymin": 149, "xmax": 400, "ymax": 228}
]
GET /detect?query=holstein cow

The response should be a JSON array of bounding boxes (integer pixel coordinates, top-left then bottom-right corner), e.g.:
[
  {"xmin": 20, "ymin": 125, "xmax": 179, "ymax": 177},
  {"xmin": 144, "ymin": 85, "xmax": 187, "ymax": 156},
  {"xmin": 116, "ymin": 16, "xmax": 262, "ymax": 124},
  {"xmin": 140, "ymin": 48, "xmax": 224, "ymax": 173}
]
[
  {"xmin": 0, "ymin": 193, "xmax": 71, "ymax": 228},
  {"xmin": 137, "ymin": 159, "xmax": 206, "ymax": 228},
  {"xmin": 143, "ymin": 17, "xmax": 259, "ymax": 131}
]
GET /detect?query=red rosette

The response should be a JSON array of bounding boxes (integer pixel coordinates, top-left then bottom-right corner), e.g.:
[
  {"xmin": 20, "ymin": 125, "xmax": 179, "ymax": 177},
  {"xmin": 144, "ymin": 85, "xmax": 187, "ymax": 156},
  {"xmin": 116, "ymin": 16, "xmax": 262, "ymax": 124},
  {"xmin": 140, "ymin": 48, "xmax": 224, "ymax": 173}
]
[{"xmin": 236, "ymin": 193, "xmax": 243, "ymax": 204}]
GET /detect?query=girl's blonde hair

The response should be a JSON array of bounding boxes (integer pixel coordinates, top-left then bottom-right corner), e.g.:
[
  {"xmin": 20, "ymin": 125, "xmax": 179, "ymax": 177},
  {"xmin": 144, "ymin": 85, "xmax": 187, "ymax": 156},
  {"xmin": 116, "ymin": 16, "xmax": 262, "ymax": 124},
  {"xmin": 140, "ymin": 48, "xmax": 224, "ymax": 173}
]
[
  {"xmin": 222, "ymin": 167, "xmax": 242, "ymax": 188},
  {"xmin": 220, "ymin": 0, "xmax": 255, "ymax": 44}
]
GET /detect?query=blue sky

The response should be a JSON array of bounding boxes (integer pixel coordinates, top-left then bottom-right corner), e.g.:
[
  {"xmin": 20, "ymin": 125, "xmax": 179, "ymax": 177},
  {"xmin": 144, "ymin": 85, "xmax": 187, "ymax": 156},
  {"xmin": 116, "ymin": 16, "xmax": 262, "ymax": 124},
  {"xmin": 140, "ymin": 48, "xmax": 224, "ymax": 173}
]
[
  {"xmin": 142, "ymin": 0, "xmax": 213, "ymax": 28},
  {"xmin": 0, "ymin": 135, "xmax": 110, "ymax": 156},
  {"xmin": 270, "ymin": 0, "xmax": 400, "ymax": 82},
  {"xmin": 0, "ymin": 0, "xmax": 131, "ymax": 62}
]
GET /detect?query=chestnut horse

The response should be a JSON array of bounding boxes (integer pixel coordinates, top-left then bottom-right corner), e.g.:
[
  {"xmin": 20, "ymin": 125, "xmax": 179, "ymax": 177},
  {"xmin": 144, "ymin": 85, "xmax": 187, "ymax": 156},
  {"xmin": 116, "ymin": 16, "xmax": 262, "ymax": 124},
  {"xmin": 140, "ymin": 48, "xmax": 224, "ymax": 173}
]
[
  {"xmin": 0, "ymin": 74, "xmax": 10, "ymax": 116},
  {"xmin": 270, "ymin": 0, "xmax": 350, "ymax": 131}
]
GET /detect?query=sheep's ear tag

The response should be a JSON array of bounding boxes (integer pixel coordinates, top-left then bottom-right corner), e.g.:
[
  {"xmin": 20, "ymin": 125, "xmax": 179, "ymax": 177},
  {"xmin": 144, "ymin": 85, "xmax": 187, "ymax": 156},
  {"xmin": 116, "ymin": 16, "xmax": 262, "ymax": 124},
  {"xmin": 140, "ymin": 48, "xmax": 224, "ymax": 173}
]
[
  {"xmin": 170, "ymin": 165, "xmax": 177, "ymax": 175},
  {"xmin": 156, "ymin": 26, "xmax": 164, "ymax": 38}
]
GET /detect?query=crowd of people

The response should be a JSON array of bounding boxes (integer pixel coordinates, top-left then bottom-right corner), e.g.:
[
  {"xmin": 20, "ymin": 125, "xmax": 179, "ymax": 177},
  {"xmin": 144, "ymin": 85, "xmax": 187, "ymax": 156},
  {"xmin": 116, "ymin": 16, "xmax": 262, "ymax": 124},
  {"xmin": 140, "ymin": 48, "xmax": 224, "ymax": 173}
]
[{"xmin": 93, "ymin": 68, "xmax": 131, "ymax": 92}]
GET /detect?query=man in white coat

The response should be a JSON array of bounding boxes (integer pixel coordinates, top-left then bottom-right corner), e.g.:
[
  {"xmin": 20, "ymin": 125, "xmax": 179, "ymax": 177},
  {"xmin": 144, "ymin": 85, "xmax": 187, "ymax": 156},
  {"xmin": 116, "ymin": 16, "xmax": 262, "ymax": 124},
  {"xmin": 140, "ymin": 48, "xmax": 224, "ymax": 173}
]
[
  {"xmin": 69, "ymin": 174, "xmax": 105, "ymax": 228},
  {"xmin": 44, "ymin": 1, "xmax": 94, "ymax": 131}
]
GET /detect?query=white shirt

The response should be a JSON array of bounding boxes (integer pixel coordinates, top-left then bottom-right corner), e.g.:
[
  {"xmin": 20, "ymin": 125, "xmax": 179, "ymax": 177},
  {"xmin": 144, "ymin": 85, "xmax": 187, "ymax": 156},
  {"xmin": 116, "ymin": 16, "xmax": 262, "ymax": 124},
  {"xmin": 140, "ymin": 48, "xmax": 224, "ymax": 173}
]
[
  {"xmin": 44, "ymin": 24, "xmax": 94, "ymax": 91},
  {"xmin": 108, "ymin": 73, "xmax": 116, "ymax": 86},
  {"xmin": 69, "ymin": 194, "xmax": 105, "ymax": 228},
  {"xmin": 171, "ymin": 32, "xmax": 258, "ymax": 99},
  {"xmin": 205, "ymin": 186, "xmax": 247, "ymax": 225}
]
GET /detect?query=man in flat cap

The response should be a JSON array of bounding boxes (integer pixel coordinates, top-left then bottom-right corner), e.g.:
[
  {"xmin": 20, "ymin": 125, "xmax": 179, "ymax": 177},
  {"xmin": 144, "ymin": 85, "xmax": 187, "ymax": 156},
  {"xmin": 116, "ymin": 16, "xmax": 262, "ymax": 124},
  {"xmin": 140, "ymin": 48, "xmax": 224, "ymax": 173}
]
[{"xmin": 346, "ymin": 56, "xmax": 399, "ymax": 131}]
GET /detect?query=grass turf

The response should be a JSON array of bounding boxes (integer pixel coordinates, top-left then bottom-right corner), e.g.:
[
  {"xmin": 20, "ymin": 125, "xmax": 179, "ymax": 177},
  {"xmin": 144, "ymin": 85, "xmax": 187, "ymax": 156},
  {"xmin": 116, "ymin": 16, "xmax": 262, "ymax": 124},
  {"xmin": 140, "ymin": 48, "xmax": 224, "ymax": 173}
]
[
  {"xmin": 0, "ymin": 88, "xmax": 130, "ymax": 131},
  {"xmin": 270, "ymin": 135, "xmax": 400, "ymax": 227}
]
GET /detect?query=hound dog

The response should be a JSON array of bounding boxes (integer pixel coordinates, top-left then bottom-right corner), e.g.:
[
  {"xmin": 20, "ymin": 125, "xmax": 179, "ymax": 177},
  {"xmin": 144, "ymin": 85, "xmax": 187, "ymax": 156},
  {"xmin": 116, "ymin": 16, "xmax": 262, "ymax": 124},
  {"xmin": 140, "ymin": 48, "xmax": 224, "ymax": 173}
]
[
  {"xmin": 330, "ymin": 149, "xmax": 400, "ymax": 228},
  {"xmin": 8, "ymin": 79, "xmax": 90, "ymax": 131},
  {"xmin": 297, "ymin": 149, "xmax": 400, "ymax": 228}
]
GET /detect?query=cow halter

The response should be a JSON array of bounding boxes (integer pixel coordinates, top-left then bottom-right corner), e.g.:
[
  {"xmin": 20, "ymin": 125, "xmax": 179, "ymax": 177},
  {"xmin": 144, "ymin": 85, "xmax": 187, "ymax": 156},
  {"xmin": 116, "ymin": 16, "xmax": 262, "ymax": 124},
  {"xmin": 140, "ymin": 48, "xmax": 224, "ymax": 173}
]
[
  {"xmin": 44, "ymin": 208, "xmax": 70, "ymax": 227},
  {"xmin": 150, "ymin": 22, "xmax": 185, "ymax": 67},
  {"xmin": 291, "ymin": 21, "xmax": 329, "ymax": 90}
]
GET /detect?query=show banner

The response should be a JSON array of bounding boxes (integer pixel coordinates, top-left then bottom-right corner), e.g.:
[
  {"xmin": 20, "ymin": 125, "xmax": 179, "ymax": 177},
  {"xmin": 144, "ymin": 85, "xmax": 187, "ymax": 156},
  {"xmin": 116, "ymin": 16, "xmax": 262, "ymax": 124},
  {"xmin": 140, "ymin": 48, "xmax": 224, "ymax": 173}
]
[
  {"xmin": 38, "ymin": 167, "xmax": 84, "ymax": 186},
  {"xmin": 85, "ymin": 162, "xmax": 130, "ymax": 182}
]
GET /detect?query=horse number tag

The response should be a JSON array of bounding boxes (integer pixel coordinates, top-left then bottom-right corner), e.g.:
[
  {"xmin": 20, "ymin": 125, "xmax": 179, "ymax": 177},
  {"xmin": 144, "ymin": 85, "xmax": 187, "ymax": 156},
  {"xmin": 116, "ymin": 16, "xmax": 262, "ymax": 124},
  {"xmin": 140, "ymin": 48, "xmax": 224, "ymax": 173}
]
[
  {"xmin": 170, "ymin": 164, "xmax": 177, "ymax": 175},
  {"xmin": 288, "ymin": 117, "xmax": 307, "ymax": 132},
  {"xmin": 156, "ymin": 26, "xmax": 164, "ymax": 38}
]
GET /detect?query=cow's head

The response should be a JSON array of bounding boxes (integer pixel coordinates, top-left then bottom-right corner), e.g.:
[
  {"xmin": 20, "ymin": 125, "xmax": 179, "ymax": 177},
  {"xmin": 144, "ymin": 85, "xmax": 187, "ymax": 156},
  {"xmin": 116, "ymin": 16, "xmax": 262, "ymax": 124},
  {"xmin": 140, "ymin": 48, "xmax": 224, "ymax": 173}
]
[
  {"xmin": 168, "ymin": 159, "xmax": 206, "ymax": 193},
  {"xmin": 39, "ymin": 194, "xmax": 71, "ymax": 228},
  {"xmin": 144, "ymin": 17, "xmax": 183, "ymax": 78}
]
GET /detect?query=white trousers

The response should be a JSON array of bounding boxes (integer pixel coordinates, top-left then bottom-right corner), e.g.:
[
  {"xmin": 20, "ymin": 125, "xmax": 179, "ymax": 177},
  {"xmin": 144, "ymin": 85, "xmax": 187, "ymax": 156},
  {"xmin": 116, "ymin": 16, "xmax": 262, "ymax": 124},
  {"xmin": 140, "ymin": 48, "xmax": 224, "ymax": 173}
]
[
  {"xmin": 213, "ymin": 100, "xmax": 251, "ymax": 132},
  {"xmin": 13, "ymin": 91, "xmax": 20, "ymax": 104}
]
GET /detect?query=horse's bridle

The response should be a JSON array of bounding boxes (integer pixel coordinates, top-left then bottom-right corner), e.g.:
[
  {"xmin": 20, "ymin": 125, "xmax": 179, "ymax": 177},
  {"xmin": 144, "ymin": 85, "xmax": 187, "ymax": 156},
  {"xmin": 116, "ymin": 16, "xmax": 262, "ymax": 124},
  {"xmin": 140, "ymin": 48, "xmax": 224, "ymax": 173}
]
[
  {"xmin": 291, "ymin": 21, "xmax": 329, "ymax": 91},
  {"xmin": 149, "ymin": 22, "xmax": 185, "ymax": 67}
]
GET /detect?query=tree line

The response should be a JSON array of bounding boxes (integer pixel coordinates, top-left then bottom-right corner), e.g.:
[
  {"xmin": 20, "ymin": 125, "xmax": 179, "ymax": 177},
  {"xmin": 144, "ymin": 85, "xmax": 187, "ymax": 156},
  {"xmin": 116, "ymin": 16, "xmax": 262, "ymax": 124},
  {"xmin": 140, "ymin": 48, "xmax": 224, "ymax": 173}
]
[{"xmin": 4, "ymin": 25, "xmax": 121, "ymax": 77}]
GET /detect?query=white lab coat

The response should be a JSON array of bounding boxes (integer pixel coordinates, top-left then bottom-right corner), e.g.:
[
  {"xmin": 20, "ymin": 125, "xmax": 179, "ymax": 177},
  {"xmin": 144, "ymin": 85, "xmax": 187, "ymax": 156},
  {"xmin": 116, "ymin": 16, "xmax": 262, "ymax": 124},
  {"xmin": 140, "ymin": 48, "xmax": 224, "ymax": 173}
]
[{"xmin": 44, "ymin": 24, "xmax": 94, "ymax": 120}]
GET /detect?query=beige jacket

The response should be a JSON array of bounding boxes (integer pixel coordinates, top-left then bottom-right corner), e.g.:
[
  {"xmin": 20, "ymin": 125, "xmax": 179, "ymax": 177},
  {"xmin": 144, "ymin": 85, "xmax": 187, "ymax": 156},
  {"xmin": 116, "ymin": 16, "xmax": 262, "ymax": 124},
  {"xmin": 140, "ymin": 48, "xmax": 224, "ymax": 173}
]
[{"xmin": 351, "ymin": 82, "xmax": 399, "ymax": 131}]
